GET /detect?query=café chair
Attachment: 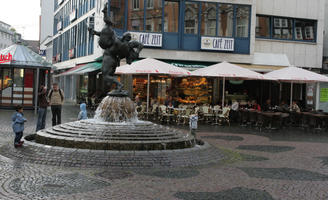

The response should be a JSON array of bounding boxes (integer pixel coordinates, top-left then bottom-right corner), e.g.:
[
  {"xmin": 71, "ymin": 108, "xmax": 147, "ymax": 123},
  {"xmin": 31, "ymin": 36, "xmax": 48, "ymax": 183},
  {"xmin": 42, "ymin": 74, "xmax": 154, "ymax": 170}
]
[{"xmin": 218, "ymin": 107, "xmax": 231, "ymax": 126}]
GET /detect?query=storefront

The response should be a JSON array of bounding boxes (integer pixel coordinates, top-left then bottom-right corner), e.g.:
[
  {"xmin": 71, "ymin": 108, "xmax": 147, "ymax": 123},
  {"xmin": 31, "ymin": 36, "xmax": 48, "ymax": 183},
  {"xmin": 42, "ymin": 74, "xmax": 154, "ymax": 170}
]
[{"xmin": 0, "ymin": 44, "xmax": 52, "ymax": 108}]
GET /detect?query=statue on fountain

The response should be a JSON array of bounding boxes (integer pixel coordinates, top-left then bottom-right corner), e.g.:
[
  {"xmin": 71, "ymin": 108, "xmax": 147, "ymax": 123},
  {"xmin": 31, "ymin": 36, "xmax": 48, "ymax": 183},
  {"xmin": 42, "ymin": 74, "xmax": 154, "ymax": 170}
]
[{"xmin": 88, "ymin": 3, "xmax": 143, "ymax": 97}]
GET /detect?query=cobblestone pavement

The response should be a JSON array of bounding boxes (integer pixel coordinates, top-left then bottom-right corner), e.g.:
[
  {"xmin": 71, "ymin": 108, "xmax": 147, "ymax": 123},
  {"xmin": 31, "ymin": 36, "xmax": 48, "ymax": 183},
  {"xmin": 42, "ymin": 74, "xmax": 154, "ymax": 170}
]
[{"xmin": 0, "ymin": 105, "xmax": 327, "ymax": 199}]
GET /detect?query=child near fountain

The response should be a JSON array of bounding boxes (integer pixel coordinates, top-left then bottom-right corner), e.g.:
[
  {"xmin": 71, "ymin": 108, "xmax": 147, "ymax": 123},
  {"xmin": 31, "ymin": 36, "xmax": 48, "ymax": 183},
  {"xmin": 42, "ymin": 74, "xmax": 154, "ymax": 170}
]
[
  {"xmin": 78, "ymin": 103, "xmax": 88, "ymax": 120},
  {"xmin": 11, "ymin": 105, "xmax": 27, "ymax": 148}
]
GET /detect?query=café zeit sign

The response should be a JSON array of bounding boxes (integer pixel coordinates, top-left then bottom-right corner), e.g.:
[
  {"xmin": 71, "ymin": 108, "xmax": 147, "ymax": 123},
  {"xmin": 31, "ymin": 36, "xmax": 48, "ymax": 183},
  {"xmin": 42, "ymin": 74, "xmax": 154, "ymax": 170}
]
[
  {"xmin": 129, "ymin": 32, "xmax": 162, "ymax": 47},
  {"xmin": 201, "ymin": 36, "xmax": 234, "ymax": 51}
]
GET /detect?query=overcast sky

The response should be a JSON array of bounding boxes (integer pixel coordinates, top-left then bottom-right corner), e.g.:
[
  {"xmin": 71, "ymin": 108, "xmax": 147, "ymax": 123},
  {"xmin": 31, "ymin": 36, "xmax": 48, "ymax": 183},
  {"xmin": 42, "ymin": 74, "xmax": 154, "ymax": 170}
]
[{"xmin": 0, "ymin": 0, "xmax": 40, "ymax": 40}]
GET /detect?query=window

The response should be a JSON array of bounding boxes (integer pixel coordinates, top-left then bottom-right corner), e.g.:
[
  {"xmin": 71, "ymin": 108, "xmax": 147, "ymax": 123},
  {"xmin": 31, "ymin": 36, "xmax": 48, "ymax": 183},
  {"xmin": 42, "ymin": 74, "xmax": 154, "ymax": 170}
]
[
  {"xmin": 201, "ymin": 3, "xmax": 216, "ymax": 36},
  {"xmin": 235, "ymin": 6, "xmax": 250, "ymax": 38},
  {"xmin": 111, "ymin": 0, "xmax": 125, "ymax": 29},
  {"xmin": 146, "ymin": 0, "xmax": 154, "ymax": 8},
  {"xmin": 133, "ymin": 0, "xmax": 140, "ymax": 10},
  {"xmin": 256, "ymin": 16, "xmax": 270, "ymax": 38},
  {"xmin": 218, "ymin": 4, "xmax": 233, "ymax": 37},
  {"xmin": 128, "ymin": 0, "xmax": 144, "ymax": 31},
  {"xmin": 164, "ymin": 1, "xmax": 178, "ymax": 32},
  {"xmin": 184, "ymin": 2, "xmax": 199, "ymax": 34},
  {"xmin": 146, "ymin": 0, "xmax": 162, "ymax": 32},
  {"xmin": 295, "ymin": 19, "xmax": 315, "ymax": 41},
  {"xmin": 273, "ymin": 17, "xmax": 293, "ymax": 40}
]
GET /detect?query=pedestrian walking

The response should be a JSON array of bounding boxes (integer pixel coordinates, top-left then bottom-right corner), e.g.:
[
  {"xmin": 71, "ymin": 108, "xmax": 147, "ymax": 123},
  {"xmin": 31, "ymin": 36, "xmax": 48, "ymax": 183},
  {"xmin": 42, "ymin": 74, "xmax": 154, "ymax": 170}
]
[
  {"xmin": 36, "ymin": 85, "xmax": 48, "ymax": 132},
  {"xmin": 77, "ymin": 103, "xmax": 88, "ymax": 120},
  {"xmin": 48, "ymin": 83, "xmax": 64, "ymax": 126},
  {"xmin": 11, "ymin": 105, "xmax": 27, "ymax": 148}
]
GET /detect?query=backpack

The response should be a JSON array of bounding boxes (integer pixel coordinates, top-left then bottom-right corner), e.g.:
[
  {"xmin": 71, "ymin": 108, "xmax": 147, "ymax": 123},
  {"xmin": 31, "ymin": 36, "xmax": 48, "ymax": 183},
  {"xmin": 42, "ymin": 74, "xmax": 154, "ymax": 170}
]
[{"xmin": 49, "ymin": 89, "xmax": 64, "ymax": 101}]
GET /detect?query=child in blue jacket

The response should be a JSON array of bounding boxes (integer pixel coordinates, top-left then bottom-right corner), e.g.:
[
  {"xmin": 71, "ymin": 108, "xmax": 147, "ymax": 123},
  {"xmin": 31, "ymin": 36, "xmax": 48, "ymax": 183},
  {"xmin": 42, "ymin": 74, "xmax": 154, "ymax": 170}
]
[
  {"xmin": 77, "ymin": 103, "xmax": 88, "ymax": 120},
  {"xmin": 12, "ymin": 105, "xmax": 27, "ymax": 147}
]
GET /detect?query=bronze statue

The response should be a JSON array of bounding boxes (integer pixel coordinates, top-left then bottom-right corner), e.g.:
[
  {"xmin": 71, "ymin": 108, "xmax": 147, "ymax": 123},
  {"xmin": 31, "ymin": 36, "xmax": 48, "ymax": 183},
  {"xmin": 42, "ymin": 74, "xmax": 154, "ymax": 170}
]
[{"xmin": 89, "ymin": 3, "xmax": 143, "ymax": 96}]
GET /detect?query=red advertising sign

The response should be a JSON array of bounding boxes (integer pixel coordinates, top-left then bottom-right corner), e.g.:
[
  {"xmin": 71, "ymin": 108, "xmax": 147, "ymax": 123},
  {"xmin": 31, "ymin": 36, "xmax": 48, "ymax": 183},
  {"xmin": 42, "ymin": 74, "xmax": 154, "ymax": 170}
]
[{"xmin": 0, "ymin": 53, "xmax": 12, "ymax": 64}]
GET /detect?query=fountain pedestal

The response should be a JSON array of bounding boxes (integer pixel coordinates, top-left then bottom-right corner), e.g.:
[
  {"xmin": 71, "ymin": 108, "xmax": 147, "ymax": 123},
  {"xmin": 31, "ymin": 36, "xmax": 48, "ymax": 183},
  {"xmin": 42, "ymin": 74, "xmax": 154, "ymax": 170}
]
[{"xmin": 34, "ymin": 95, "xmax": 197, "ymax": 151}]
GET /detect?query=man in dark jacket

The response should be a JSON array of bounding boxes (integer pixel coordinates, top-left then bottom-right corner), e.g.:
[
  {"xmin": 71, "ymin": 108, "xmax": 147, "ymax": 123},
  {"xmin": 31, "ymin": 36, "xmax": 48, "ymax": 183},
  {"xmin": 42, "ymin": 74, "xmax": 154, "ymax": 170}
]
[{"xmin": 36, "ymin": 85, "xmax": 48, "ymax": 131}]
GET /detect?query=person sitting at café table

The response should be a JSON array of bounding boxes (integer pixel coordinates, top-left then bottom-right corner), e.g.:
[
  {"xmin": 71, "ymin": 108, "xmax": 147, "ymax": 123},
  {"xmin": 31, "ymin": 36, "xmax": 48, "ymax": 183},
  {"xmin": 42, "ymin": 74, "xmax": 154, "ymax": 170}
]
[
  {"xmin": 262, "ymin": 99, "xmax": 271, "ymax": 111},
  {"xmin": 251, "ymin": 100, "xmax": 261, "ymax": 111},
  {"xmin": 278, "ymin": 100, "xmax": 289, "ymax": 112},
  {"xmin": 291, "ymin": 101, "xmax": 301, "ymax": 113},
  {"xmin": 245, "ymin": 100, "xmax": 253, "ymax": 109}
]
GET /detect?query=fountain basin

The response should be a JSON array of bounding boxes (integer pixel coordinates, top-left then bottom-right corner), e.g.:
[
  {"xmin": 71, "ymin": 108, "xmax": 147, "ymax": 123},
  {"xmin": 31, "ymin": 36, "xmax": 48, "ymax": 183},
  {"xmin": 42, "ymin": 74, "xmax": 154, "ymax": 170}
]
[{"xmin": 35, "ymin": 120, "xmax": 196, "ymax": 150}]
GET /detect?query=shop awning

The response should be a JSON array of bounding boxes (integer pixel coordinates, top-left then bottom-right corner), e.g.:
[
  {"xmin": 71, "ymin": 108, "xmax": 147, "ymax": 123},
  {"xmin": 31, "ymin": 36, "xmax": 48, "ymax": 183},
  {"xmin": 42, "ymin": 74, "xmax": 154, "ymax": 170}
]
[
  {"xmin": 74, "ymin": 62, "xmax": 102, "ymax": 74},
  {"xmin": 53, "ymin": 64, "xmax": 85, "ymax": 77},
  {"xmin": 237, "ymin": 53, "xmax": 290, "ymax": 72},
  {"xmin": 53, "ymin": 62, "xmax": 102, "ymax": 77}
]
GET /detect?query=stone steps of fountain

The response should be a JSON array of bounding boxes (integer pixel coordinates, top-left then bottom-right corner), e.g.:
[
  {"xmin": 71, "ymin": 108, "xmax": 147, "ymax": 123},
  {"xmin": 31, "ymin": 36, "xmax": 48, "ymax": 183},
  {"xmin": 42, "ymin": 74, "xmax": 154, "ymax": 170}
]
[
  {"xmin": 43, "ymin": 129, "xmax": 188, "ymax": 142},
  {"xmin": 34, "ymin": 118, "xmax": 196, "ymax": 150},
  {"xmin": 54, "ymin": 125, "xmax": 172, "ymax": 135}
]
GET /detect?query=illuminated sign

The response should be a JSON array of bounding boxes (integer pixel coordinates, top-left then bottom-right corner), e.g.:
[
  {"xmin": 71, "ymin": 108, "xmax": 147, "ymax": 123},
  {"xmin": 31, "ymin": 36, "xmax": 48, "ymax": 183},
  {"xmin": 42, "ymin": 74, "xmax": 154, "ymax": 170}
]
[
  {"xmin": 129, "ymin": 32, "xmax": 162, "ymax": 47},
  {"xmin": 201, "ymin": 36, "xmax": 234, "ymax": 51},
  {"xmin": 69, "ymin": 48, "xmax": 75, "ymax": 58},
  {"xmin": 0, "ymin": 53, "xmax": 12, "ymax": 64}
]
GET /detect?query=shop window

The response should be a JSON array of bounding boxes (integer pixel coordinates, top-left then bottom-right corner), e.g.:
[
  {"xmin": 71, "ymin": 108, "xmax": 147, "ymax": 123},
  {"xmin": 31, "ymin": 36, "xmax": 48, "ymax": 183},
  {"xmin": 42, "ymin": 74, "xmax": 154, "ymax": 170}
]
[
  {"xmin": 128, "ymin": 0, "xmax": 144, "ymax": 31},
  {"xmin": 273, "ymin": 17, "xmax": 293, "ymax": 40},
  {"xmin": 218, "ymin": 4, "xmax": 233, "ymax": 37},
  {"xmin": 256, "ymin": 16, "xmax": 270, "ymax": 38},
  {"xmin": 184, "ymin": 2, "xmax": 199, "ymax": 34},
  {"xmin": 1, "ymin": 68, "xmax": 13, "ymax": 106},
  {"xmin": 201, "ymin": 3, "xmax": 217, "ymax": 36},
  {"xmin": 110, "ymin": 0, "xmax": 125, "ymax": 29},
  {"xmin": 164, "ymin": 1, "xmax": 178, "ymax": 32},
  {"xmin": 146, "ymin": 0, "xmax": 162, "ymax": 32},
  {"xmin": 235, "ymin": 6, "xmax": 250, "ymax": 38},
  {"xmin": 295, "ymin": 19, "xmax": 315, "ymax": 41}
]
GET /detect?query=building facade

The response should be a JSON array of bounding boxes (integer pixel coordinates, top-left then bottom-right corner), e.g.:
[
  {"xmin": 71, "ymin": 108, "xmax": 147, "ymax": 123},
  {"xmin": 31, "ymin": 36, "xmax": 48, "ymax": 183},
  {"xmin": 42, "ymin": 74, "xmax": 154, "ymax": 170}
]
[
  {"xmin": 50, "ymin": 0, "xmax": 326, "ymax": 107},
  {"xmin": 0, "ymin": 21, "xmax": 19, "ymax": 50}
]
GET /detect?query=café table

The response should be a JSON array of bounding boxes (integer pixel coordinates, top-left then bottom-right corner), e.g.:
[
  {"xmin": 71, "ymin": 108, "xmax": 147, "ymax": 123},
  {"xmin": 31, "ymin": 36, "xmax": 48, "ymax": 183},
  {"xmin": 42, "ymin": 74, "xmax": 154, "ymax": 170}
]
[{"xmin": 261, "ymin": 112, "xmax": 282, "ymax": 130}]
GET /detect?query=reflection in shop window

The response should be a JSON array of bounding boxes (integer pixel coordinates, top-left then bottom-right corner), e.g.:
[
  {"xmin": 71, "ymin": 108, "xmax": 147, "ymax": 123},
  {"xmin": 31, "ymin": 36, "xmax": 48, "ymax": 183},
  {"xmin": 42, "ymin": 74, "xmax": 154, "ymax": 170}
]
[
  {"xmin": 146, "ymin": 0, "xmax": 162, "ymax": 32},
  {"xmin": 1, "ymin": 68, "xmax": 12, "ymax": 105},
  {"xmin": 273, "ymin": 17, "xmax": 293, "ymax": 40},
  {"xmin": 235, "ymin": 6, "xmax": 250, "ymax": 38},
  {"xmin": 218, "ymin": 4, "xmax": 233, "ymax": 37},
  {"xmin": 128, "ymin": 0, "xmax": 144, "ymax": 31},
  {"xmin": 256, "ymin": 16, "xmax": 270, "ymax": 38},
  {"xmin": 164, "ymin": 1, "xmax": 178, "ymax": 32},
  {"xmin": 184, "ymin": 2, "xmax": 199, "ymax": 34},
  {"xmin": 295, "ymin": 19, "xmax": 315, "ymax": 41},
  {"xmin": 201, "ymin": 3, "xmax": 216, "ymax": 36},
  {"xmin": 110, "ymin": 0, "xmax": 125, "ymax": 29},
  {"xmin": 14, "ymin": 69, "xmax": 24, "ymax": 87}
]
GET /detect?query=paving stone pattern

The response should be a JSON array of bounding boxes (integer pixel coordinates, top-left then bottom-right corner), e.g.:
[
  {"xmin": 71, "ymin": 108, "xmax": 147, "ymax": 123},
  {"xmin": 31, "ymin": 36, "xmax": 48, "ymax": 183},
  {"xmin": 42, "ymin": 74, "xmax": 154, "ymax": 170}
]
[
  {"xmin": 237, "ymin": 145, "xmax": 295, "ymax": 153},
  {"xmin": 0, "ymin": 105, "xmax": 328, "ymax": 199}
]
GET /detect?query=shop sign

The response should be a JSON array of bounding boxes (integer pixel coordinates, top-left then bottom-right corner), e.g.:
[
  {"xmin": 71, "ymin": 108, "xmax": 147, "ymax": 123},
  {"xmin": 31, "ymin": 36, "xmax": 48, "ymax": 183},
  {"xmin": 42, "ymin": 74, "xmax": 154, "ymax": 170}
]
[
  {"xmin": 39, "ymin": 49, "xmax": 46, "ymax": 56},
  {"xmin": 69, "ymin": 48, "xmax": 75, "ymax": 58},
  {"xmin": 129, "ymin": 32, "xmax": 162, "ymax": 47},
  {"xmin": 0, "ymin": 53, "xmax": 12, "ymax": 64},
  {"xmin": 320, "ymin": 88, "xmax": 328, "ymax": 102},
  {"xmin": 57, "ymin": 21, "xmax": 62, "ymax": 32},
  {"xmin": 70, "ymin": 9, "xmax": 77, "ymax": 22},
  {"xmin": 201, "ymin": 36, "xmax": 234, "ymax": 51}
]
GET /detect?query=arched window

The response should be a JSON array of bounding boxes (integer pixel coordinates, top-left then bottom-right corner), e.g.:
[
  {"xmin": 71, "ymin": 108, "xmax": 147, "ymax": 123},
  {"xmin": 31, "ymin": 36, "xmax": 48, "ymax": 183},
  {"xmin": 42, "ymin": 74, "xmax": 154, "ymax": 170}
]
[{"xmin": 184, "ymin": 3, "xmax": 198, "ymax": 34}]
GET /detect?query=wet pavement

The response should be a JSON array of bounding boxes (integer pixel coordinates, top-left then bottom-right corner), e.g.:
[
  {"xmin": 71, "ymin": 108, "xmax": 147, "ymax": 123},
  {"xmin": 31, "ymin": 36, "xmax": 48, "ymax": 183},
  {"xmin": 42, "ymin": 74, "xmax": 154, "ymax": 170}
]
[{"xmin": 0, "ymin": 104, "xmax": 327, "ymax": 199}]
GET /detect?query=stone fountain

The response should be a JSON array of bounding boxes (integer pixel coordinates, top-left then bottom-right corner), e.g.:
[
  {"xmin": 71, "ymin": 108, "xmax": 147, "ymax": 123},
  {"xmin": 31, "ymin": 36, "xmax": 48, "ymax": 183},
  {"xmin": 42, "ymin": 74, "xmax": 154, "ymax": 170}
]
[
  {"xmin": 35, "ymin": 95, "xmax": 196, "ymax": 150},
  {"xmin": 34, "ymin": 3, "xmax": 196, "ymax": 151}
]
